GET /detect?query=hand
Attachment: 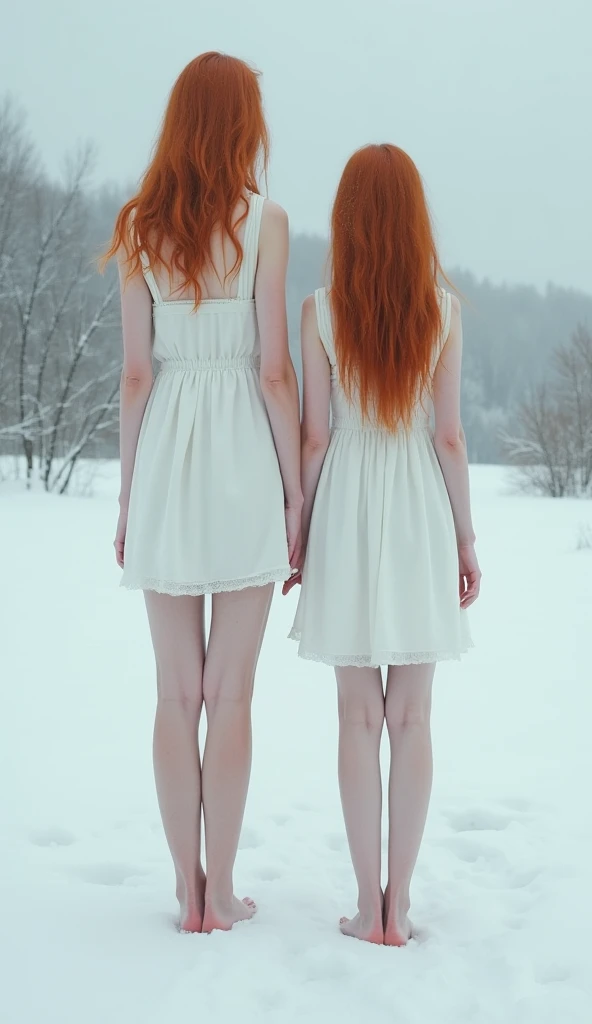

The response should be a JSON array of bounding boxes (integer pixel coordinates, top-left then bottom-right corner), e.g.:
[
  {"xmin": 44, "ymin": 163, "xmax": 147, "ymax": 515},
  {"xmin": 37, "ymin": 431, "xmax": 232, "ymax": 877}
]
[
  {"xmin": 284, "ymin": 502, "xmax": 302, "ymax": 573},
  {"xmin": 114, "ymin": 509, "xmax": 128, "ymax": 568},
  {"xmin": 282, "ymin": 569, "xmax": 302, "ymax": 596},
  {"xmin": 282, "ymin": 533, "xmax": 307, "ymax": 597},
  {"xmin": 458, "ymin": 541, "xmax": 481, "ymax": 609}
]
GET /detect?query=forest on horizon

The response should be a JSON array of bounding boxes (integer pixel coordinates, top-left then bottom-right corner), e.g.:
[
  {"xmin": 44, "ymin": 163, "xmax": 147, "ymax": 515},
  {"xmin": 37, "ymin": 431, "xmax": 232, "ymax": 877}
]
[{"xmin": 2, "ymin": 98, "xmax": 591, "ymax": 477}]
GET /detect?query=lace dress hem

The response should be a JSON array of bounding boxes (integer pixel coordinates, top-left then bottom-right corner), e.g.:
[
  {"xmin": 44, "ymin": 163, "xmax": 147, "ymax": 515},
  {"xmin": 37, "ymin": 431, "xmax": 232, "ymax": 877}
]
[
  {"xmin": 122, "ymin": 566, "xmax": 291, "ymax": 597},
  {"xmin": 288, "ymin": 629, "xmax": 474, "ymax": 667}
]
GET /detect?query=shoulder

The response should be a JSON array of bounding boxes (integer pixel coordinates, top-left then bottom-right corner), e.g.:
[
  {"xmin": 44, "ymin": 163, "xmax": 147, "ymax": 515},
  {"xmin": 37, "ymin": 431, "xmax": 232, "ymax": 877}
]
[
  {"xmin": 117, "ymin": 251, "xmax": 149, "ymax": 292},
  {"xmin": 438, "ymin": 286, "xmax": 460, "ymax": 310},
  {"xmin": 303, "ymin": 291, "xmax": 334, "ymax": 365},
  {"xmin": 450, "ymin": 293, "xmax": 461, "ymax": 316},
  {"xmin": 256, "ymin": 198, "xmax": 288, "ymax": 275},
  {"xmin": 438, "ymin": 291, "xmax": 462, "ymax": 360},
  {"xmin": 440, "ymin": 287, "xmax": 460, "ymax": 317},
  {"xmin": 302, "ymin": 293, "xmax": 323, "ymax": 336},
  {"xmin": 260, "ymin": 198, "xmax": 288, "ymax": 232},
  {"xmin": 448, "ymin": 293, "xmax": 462, "ymax": 338},
  {"xmin": 301, "ymin": 294, "xmax": 322, "ymax": 343},
  {"xmin": 302, "ymin": 293, "xmax": 317, "ymax": 318},
  {"xmin": 438, "ymin": 288, "xmax": 461, "ymax": 345},
  {"xmin": 258, "ymin": 199, "xmax": 288, "ymax": 264}
]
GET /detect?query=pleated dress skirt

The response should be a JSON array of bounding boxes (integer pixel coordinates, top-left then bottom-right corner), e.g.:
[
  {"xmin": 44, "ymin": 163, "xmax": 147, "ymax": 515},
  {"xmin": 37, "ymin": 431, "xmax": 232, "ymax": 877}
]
[{"xmin": 290, "ymin": 422, "xmax": 472, "ymax": 666}]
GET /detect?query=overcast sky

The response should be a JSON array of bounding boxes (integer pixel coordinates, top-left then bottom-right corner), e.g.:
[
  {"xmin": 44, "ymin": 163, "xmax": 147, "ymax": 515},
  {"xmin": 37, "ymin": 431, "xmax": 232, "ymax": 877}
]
[{"xmin": 3, "ymin": 0, "xmax": 591, "ymax": 292}]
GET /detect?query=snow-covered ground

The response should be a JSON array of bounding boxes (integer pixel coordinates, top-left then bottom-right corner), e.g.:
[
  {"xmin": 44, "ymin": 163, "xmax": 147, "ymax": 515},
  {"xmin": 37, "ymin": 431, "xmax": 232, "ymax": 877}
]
[{"xmin": 1, "ymin": 464, "xmax": 591, "ymax": 1024}]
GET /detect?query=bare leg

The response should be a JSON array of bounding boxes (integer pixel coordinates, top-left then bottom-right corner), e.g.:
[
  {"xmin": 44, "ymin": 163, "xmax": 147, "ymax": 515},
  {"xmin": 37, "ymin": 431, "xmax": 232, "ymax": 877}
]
[
  {"xmin": 335, "ymin": 666, "xmax": 385, "ymax": 944},
  {"xmin": 144, "ymin": 592, "xmax": 206, "ymax": 932},
  {"xmin": 201, "ymin": 583, "xmax": 273, "ymax": 933},
  {"xmin": 384, "ymin": 662, "xmax": 435, "ymax": 946}
]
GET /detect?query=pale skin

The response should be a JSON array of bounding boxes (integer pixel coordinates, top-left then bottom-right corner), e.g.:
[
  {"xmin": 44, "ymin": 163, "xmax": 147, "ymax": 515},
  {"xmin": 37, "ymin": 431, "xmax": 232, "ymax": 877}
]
[
  {"xmin": 284, "ymin": 292, "xmax": 481, "ymax": 945},
  {"xmin": 116, "ymin": 198, "xmax": 302, "ymax": 933}
]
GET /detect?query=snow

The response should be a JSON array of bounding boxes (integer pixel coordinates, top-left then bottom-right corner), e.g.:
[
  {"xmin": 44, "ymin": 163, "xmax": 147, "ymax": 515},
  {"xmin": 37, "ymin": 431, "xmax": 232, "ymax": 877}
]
[{"xmin": 1, "ymin": 464, "xmax": 591, "ymax": 1024}]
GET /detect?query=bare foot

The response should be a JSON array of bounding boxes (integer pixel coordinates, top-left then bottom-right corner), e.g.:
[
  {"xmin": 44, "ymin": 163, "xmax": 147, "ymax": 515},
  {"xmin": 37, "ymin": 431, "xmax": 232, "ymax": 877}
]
[
  {"xmin": 339, "ymin": 910, "xmax": 384, "ymax": 945},
  {"xmin": 340, "ymin": 894, "xmax": 384, "ymax": 945},
  {"xmin": 383, "ymin": 886, "xmax": 413, "ymax": 946},
  {"xmin": 202, "ymin": 895, "xmax": 257, "ymax": 933},
  {"xmin": 177, "ymin": 872, "xmax": 206, "ymax": 933},
  {"xmin": 383, "ymin": 915, "xmax": 413, "ymax": 946}
]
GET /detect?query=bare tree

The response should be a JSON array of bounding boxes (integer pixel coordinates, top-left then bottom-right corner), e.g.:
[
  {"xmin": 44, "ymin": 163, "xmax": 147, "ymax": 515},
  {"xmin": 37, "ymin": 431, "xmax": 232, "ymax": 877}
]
[
  {"xmin": 0, "ymin": 97, "xmax": 37, "ymax": 271},
  {"xmin": 40, "ymin": 281, "xmax": 120, "ymax": 491},
  {"xmin": 8, "ymin": 148, "xmax": 96, "ymax": 480},
  {"xmin": 554, "ymin": 325, "xmax": 592, "ymax": 493},
  {"xmin": 0, "ymin": 97, "xmax": 38, "ymax": 441},
  {"xmin": 503, "ymin": 326, "xmax": 592, "ymax": 497},
  {"xmin": 503, "ymin": 383, "xmax": 575, "ymax": 496},
  {"xmin": 0, "ymin": 97, "xmax": 122, "ymax": 492}
]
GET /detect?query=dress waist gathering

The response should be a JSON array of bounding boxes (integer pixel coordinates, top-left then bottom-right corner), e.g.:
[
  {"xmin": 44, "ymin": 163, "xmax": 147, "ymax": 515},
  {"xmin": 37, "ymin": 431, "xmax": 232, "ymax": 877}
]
[
  {"xmin": 331, "ymin": 418, "xmax": 432, "ymax": 434},
  {"xmin": 157, "ymin": 355, "xmax": 261, "ymax": 373}
]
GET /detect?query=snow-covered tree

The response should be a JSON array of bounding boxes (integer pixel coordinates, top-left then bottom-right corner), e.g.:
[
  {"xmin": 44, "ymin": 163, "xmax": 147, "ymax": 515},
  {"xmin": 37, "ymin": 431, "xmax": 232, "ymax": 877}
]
[
  {"xmin": 504, "ymin": 327, "xmax": 592, "ymax": 497},
  {"xmin": 0, "ymin": 98, "xmax": 120, "ymax": 491}
]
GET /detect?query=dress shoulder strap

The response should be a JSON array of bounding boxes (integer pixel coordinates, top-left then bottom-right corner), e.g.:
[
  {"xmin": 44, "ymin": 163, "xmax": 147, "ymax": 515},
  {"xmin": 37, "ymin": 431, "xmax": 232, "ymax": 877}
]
[
  {"xmin": 440, "ymin": 287, "xmax": 452, "ymax": 342},
  {"xmin": 139, "ymin": 249, "xmax": 163, "ymax": 305},
  {"xmin": 235, "ymin": 192, "xmax": 265, "ymax": 300},
  {"xmin": 314, "ymin": 288, "xmax": 336, "ymax": 364},
  {"xmin": 432, "ymin": 287, "xmax": 452, "ymax": 371}
]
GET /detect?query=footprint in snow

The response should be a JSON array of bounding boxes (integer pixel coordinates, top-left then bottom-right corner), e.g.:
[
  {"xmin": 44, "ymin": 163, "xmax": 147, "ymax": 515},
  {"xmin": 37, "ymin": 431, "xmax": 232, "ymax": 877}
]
[
  {"xmin": 442, "ymin": 835, "xmax": 510, "ymax": 868},
  {"xmin": 239, "ymin": 826, "xmax": 264, "ymax": 849},
  {"xmin": 70, "ymin": 863, "xmax": 148, "ymax": 886},
  {"xmin": 535, "ymin": 963, "xmax": 572, "ymax": 985},
  {"xmin": 502, "ymin": 796, "xmax": 540, "ymax": 815},
  {"xmin": 326, "ymin": 832, "xmax": 347, "ymax": 852},
  {"xmin": 255, "ymin": 865, "xmax": 282, "ymax": 882},
  {"xmin": 447, "ymin": 808, "xmax": 515, "ymax": 833},
  {"xmin": 29, "ymin": 827, "xmax": 76, "ymax": 848},
  {"xmin": 270, "ymin": 812, "xmax": 291, "ymax": 826}
]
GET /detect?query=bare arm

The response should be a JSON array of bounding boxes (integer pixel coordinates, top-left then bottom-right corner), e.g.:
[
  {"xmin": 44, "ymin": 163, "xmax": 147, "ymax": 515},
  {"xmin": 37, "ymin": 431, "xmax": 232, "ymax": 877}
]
[
  {"xmin": 300, "ymin": 295, "xmax": 331, "ymax": 542},
  {"xmin": 114, "ymin": 261, "xmax": 153, "ymax": 567},
  {"xmin": 432, "ymin": 295, "xmax": 481, "ymax": 606},
  {"xmin": 255, "ymin": 200, "xmax": 303, "ymax": 567},
  {"xmin": 283, "ymin": 295, "xmax": 331, "ymax": 594}
]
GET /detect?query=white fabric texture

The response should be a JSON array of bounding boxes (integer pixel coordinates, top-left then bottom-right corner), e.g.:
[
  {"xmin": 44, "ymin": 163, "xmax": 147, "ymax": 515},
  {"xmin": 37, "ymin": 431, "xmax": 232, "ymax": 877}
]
[
  {"xmin": 289, "ymin": 287, "xmax": 472, "ymax": 667},
  {"xmin": 121, "ymin": 193, "xmax": 291, "ymax": 596}
]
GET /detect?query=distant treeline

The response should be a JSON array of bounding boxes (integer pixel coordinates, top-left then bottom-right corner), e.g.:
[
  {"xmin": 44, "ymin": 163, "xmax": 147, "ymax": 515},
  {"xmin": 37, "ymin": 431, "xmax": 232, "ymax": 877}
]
[{"xmin": 2, "ymin": 96, "xmax": 591, "ymax": 482}]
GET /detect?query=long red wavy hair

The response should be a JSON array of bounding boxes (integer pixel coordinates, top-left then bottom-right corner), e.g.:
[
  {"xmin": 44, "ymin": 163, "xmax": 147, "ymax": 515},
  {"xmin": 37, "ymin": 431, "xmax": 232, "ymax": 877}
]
[
  {"xmin": 330, "ymin": 144, "xmax": 445, "ymax": 430},
  {"xmin": 103, "ymin": 52, "xmax": 269, "ymax": 302}
]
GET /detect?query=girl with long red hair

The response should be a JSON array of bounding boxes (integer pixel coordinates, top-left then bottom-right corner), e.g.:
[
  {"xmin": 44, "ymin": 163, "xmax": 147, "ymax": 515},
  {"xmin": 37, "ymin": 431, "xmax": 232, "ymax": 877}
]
[
  {"xmin": 105, "ymin": 53, "xmax": 301, "ymax": 933},
  {"xmin": 287, "ymin": 144, "xmax": 480, "ymax": 945}
]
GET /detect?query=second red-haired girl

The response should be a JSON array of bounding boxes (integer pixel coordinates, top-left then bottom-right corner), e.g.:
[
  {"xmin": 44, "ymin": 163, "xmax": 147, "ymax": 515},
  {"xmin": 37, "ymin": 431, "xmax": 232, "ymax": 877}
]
[{"xmin": 286, "ymin": 144, "xmax": 480, "ymax": 945}]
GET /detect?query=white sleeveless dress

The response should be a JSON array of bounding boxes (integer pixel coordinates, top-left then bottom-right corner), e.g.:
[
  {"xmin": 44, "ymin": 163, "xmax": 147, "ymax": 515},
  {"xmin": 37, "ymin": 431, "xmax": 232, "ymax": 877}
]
[
  {"xmin": 121, "ymin": 193, "xmax": 291, "ymax": 595},
  {"xmin": 289, "ymin": 287, "xmax": 472, "ymax": 667}
]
